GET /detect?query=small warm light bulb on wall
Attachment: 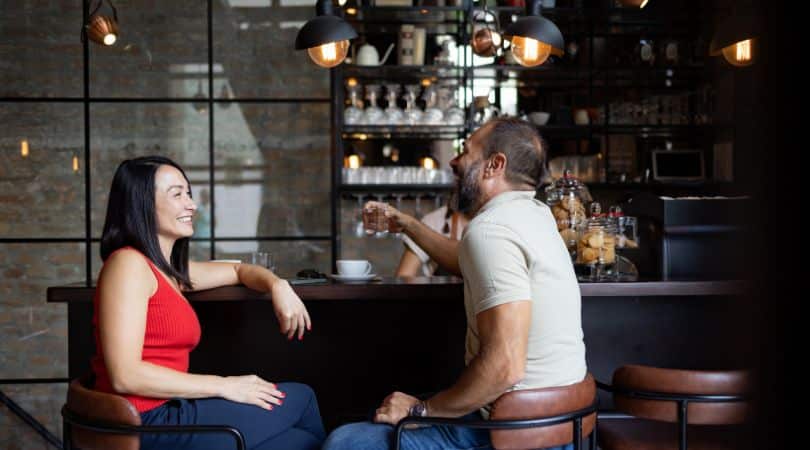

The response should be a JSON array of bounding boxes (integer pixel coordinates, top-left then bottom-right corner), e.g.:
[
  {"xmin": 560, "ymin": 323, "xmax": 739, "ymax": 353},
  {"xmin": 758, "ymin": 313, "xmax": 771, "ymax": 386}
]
[
  {"xmin": 21, "ymin": 140, "xmax": 29, "ymax": 158},
  {"xmin": 722, "ymin": 39, "xmax": 755, "ymax": 67},
  {"xmin": 347, "ymin": 154, "xmax": 362, "ymax": 168},
  {"xmin": 72, "ymin": 155, "xmax": 80, "ymax": 173},
  {"xmin": 422, "ymin": 157, "xmax": 436, "ymax": 170},
  {"xmin": 421, "ymin": 78, "xmax": 432, "ymax": 87},
  {"xmin": 347, "ymin": 77, "xmax": 358, "ymax": 87}
]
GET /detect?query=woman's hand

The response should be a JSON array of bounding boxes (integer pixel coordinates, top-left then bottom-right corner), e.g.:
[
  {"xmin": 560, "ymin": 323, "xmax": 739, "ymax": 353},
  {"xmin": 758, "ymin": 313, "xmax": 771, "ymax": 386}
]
[
  {"xmin": 220, "ymin": 374, "xmax": 285, "ymax": 410},
  {"xmin": 271, "ymin": 280, "xmax": 312, "ymax": 340}
]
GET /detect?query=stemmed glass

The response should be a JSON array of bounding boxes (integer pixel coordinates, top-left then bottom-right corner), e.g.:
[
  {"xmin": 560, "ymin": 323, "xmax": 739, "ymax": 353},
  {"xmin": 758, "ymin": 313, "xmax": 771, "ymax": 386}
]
[
  {"xmin": 421, "ymin": 86, "xmax": 444, "ymax": 125},
  {"xmin": 353, "ymin": 194, "xmax": 366, "ymax": 238},
  {"xmin": 344, "ymin": 81, "xmax": 363, "ymax": 125},
  {"xmin": 384, "ymin": 84, "xmax": 405, "ymax": 125},
  {"xmin": 403, "ymin": 84, "xmax": 423, "ymax": 126},
  {"xmin": 362, "ymin": 84, "xmax": 385, "ymax": 125},
  {"xmin": 440, "ymin": 86, "xmax": 466, "ymax": 125}
]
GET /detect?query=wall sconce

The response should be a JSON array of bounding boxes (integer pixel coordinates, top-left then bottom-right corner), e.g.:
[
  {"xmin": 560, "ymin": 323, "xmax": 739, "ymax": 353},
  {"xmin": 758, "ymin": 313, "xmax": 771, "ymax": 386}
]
[
  {"xmin": 710, "ymin": 15, "xmax": 758, "ymax": 67},
  {"xmin": 502, "ymin": 0, "xmax": 564, "ymax": 67},
  {"xmin": 21, "ymin": 140, "xmax": 29, "ymax": 158},
  {"xmin": 421, "ymin": 157, "xmax": 436, "ymax": 170},
  {"xmin": 295, "ymin": 0, "xmax": 358, "ymax": 68},
  {"xmin": 83, "ymin": 0, "xmax": 119, "ymax": 46},
  {"xmin": 72, "ymin": 155, "xmax": 80, "ymax": 173}
]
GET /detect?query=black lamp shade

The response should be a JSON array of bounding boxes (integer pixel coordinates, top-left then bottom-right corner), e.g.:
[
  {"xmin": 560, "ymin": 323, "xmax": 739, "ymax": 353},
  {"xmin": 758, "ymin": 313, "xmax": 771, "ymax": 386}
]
[
  {"xmin": 710, "ymin": 15, "xmax": 757, "ymax": 55},
  {"xmin": 503, "ymin": 15, "xmax": 565, "ymax": 56},
  {"xmin": 295, "ymin": 15, "xmax": 358, "ymax": 50}
]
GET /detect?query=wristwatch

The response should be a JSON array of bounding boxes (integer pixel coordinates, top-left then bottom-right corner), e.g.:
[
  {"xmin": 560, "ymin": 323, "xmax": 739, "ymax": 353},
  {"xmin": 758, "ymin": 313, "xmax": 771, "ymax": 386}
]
[{"xmin": 409, "ymin": 400, "xmax": 428, "ymax": 417}]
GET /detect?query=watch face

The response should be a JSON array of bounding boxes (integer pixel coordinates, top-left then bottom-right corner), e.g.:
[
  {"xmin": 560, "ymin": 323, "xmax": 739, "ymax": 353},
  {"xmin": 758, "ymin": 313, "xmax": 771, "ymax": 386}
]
[{"xmin": 411, "ymin": 402, "xmax": 426, "ymax": 416}]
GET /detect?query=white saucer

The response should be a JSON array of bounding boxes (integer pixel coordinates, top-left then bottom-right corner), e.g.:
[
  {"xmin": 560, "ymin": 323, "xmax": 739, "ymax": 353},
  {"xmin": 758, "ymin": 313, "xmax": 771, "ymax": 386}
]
[{"xmin": 330, "ymin": 273, "xmax": 377, "ymax": 282}]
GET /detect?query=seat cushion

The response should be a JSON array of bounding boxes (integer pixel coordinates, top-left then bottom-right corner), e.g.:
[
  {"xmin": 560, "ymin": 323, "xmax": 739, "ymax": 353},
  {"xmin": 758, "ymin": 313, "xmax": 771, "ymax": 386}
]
[
  {"xmin": 490, "ymin": 374, "xmax": 596, "ymax": 450},
  {"xmin": 598, "ymin": 418, "xmax": 754, "ymax": 450},
  {"xmin": 65, "ymin": 377, "xmax": 141, "ymax": 450}
]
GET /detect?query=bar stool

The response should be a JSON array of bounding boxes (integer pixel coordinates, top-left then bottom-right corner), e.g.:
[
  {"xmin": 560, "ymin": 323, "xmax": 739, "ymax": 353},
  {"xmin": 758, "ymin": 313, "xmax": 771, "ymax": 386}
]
[
  {"xmin": 395, "ymin": 373, "xmax": 598, "ymax": 450},
  {"xmin": 597, "ymin": 365, "xmax": 753, "ymax": 450},
  {"xmin": 61, "ymin": 374, "xmax": 246, "ymax": 450}
]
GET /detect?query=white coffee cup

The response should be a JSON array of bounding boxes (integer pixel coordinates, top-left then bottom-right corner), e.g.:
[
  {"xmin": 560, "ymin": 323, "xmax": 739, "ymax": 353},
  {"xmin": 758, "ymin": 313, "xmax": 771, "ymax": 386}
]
[{"xmin": 337, "ymin": 259, "xmax": 373, "ymax": 276}]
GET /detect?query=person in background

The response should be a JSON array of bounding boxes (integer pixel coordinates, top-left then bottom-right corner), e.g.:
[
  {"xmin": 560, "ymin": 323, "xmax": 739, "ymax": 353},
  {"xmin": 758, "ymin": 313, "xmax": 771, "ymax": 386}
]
[
  {"xmin": 395, "ymin": 196, "xmax": 470, "ymax": 277},
  {"xmin": 92, "ymin": 156, "xmax": 325, "ymax": 450}
]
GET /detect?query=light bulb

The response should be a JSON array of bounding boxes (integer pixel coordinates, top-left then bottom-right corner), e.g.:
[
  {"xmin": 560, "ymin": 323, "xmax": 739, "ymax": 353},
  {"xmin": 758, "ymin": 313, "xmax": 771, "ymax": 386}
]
[
  {"xmin": 347, "ymin": 154, "xmax": 361, "ymax": 168},
  {"xmin": 422, "ymin": 157, "xmax": 436, "ymax": 170},
  {"xmin": 103, "ymin": 33, "xmax": 117, "ymax": 45},
  {"xmin": 510, "ymin": 35, "xmax": 553, "ymax": 67},
  {"xmin": 72, "ymin": 155, "xmax": 80, "ymax": 173},
  {"xmin": 21, "ymin": 140, "xmax": 29, "ymax": 158},
  {"xmin": 721, "ymin": 39, "xmax": 755, "ymax": 67},
  {"xmin": 307, "ymin": 40, "xmax": 350, "ymax": 68}
]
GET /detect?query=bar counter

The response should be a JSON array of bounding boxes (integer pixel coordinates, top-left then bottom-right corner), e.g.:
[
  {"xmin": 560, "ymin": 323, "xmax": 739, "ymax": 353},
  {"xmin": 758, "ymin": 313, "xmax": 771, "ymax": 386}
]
[
  {"xmin": 48, "ymin": 277, "xmax": 754, "ymax": 430},
  {"xmin": 48, "ymin": 276, "xmax": 751, "ymax": 302}
]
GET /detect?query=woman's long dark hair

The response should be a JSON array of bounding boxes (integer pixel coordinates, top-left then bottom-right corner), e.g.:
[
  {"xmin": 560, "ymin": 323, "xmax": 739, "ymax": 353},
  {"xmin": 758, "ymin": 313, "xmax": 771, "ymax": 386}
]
[{"xmin": 100, "ymin": 156, "xmax": 193, "ymax": 290}]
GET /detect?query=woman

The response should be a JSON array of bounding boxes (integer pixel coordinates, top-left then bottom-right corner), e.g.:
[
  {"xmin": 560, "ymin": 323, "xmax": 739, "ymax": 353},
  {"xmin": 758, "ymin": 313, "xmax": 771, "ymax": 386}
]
[
  {"xmin": 395, "ymin": 203, "xmax": 469, "ymax": 277},
  {"xmin": 91, "ymin": 156, "xmax": 324, "ymax": 450}
]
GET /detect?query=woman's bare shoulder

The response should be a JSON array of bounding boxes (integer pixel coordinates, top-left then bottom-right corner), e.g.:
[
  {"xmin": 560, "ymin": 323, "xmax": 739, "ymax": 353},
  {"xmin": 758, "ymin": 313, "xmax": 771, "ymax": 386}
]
[{"xmin": 98, "ymin": 248, "xmax": 156, "ymax": 295}]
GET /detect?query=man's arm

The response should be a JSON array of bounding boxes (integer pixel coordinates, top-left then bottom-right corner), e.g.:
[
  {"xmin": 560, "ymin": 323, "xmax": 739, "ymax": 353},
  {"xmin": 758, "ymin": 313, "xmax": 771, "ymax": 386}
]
[
  {"xmin": 425, "ymin": 300, "xmax": 531, "ymax": 416},
  {"xmin": 373, "ymin": 300, "xmax": 531, "ymax": 424},
  {"xmin": 366, "ymin": 201, "xmax": 461, "ymax": 276}
]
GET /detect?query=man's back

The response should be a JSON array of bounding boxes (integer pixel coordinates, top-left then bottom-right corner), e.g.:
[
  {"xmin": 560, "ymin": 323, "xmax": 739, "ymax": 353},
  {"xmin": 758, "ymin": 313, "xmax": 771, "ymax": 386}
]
[{"xmin": 460, "ymin": 190, "xmax": 587, "ymax": 391}]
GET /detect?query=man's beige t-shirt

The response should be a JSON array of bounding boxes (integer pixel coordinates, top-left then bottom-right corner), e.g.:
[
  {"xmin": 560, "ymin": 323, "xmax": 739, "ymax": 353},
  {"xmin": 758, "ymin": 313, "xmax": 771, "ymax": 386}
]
[{"xmin": 459, "ymin": 190, "xmax": 586, "ymax": 394}]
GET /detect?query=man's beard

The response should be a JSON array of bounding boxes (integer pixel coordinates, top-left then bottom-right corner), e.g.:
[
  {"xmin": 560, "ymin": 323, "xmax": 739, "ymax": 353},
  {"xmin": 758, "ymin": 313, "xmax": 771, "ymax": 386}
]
[{"xmin": 455, "ymin": 160, "xmax": 483, "ymax": 215}]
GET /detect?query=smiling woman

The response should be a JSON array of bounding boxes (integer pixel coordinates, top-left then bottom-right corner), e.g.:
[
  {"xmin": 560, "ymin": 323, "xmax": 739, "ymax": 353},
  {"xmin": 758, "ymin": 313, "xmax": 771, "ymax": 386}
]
[{"xmin": 91, "ymin": 156, "xmax": 325, "ymax": 450}]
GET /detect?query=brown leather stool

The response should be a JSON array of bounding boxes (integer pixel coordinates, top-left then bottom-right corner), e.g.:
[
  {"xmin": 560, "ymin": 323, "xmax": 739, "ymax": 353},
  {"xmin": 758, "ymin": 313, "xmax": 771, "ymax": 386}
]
[
  {"xmin": 395, "ymin": 373, "xmax": 598, "ymax": 450},
  {"xmin": 62, "ymin": 374, "xmax": 246, "ymax": 450},
  {"xmin": 597, "ymin": 365, "xmax": 753, "ymax": 450}
]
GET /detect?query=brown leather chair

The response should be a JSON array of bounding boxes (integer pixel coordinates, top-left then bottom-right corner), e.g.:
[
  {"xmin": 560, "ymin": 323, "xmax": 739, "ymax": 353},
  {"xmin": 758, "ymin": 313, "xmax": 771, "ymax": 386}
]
[
  {"xmin": 395, "ymin": 373, "xmax": 597, "ymax": 450},
  {"xmin": 597, "ymin": 365, "xmax": 753, "ymax": 450},
  {"xmin": 62, "ymin": 374, "xmax": 246, "ymax": 450}
]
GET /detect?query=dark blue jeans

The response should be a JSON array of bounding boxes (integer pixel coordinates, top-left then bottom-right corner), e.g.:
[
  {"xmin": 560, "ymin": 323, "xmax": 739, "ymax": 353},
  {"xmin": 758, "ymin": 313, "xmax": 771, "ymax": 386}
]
[
  {"xmin": 139, "ymin": 382, "xmax": 325, "ymax": 450},
  {"xmin": 323, "ymin": 412, "xmax": 575, "ymax": 450}
]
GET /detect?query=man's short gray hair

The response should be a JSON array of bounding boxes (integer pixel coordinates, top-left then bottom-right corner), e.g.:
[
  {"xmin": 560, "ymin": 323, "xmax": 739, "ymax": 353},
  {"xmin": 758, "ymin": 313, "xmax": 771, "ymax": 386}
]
[{"xmin": 480, "ymin": 116, "xmax": 548, "ymax": 188}]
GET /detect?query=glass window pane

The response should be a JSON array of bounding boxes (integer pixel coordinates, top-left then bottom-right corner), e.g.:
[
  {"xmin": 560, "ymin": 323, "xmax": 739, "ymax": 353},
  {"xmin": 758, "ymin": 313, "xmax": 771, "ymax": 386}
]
[
  {"xmin": 0, "ymin": 103, "xmax": 85, "ymax": 238},
  {"xmin": 212, "ymin": 2, "xmax": 329, "ymax": 99},
  {"xmin": 0, "ymin": 383, "xmax": 67, "ymax": 448},
  {"xmin": 213, "ymin": 103, "xmax": 330, "ymax": 238},
  {"xmin": 90, "ymin": 103, "xmax": 210, "ymax": 238},
  {"xmin": 0, "ymin": 243, "xmax": 85, "ymax": 379},
  {"xmin": 89, "ymin": 0, "xmax": 209, "ymax": 98},
  {"xmin": 215, "ymin": 240, "xmax": 331, "ymax": 278},
  {"xmin": 0, "ymin": 3, "xmax": 82, "ymax": 97}
]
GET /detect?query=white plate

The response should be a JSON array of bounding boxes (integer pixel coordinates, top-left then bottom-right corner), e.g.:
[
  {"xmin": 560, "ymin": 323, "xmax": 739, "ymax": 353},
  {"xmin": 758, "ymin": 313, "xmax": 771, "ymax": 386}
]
[{"xmin": 329, "ymin": 273, "xmax": 377, "ymax": 282}]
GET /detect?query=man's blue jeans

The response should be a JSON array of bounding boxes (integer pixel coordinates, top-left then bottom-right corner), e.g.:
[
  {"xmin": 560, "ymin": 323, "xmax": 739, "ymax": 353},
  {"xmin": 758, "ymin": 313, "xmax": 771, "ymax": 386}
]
[{"xmin": 323, "ymin": 412, "xmax": 576, "ymax": 450}]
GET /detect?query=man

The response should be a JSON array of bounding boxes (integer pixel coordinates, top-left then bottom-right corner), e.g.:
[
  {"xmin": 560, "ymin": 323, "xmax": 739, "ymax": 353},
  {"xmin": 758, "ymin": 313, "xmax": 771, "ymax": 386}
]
[{"xmin": 324, "ymin": 117, "xmax": 587, "ymax": 450}]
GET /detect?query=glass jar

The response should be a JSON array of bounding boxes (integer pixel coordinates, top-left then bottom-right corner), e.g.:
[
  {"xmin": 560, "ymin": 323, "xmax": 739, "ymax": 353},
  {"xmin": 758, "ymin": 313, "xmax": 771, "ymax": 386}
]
[
  {"xmin": 544, "ymin": 170, "xmax": 592, "ymax": 255},
  {"xmin": 576, "ymin": 203, "xmax": 618, "ymax": 281}
]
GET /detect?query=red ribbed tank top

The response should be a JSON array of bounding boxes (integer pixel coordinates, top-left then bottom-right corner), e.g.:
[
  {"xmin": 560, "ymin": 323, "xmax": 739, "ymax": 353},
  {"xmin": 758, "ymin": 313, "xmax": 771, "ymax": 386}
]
[{"xmin": 91, "ymin": 247, "xmax": 202, "ymax": 413}]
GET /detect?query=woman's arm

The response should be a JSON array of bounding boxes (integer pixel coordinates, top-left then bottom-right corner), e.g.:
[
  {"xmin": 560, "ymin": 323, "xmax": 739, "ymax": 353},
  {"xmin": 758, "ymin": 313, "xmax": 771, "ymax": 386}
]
[
  {"xmin": 395, "ymin": 248, "xmax": 424, "ymax": 277},
  {"xmin": 98, "ymin": 250, "xmax": 284, "ymax": 409},
  {"xmin": 188, "ymin": 261, "xmax": 311, "ymax": 340}
]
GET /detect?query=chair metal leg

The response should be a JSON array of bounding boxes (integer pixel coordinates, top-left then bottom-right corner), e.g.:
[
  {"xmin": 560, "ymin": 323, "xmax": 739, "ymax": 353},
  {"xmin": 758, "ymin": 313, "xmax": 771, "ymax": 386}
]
[
  {"xmin": 590, "ymin": 414, "xmax": 597, "ymax": 450},
  {"xmin": 678, "ymin": 400, "xmax": 688, "ymax": 450},
  {"xmin": 62, "ymin": 419, "xmax": 72, "ymax": 450},
  {"xmin": 574, "ymin": 417, "xmax": 582, "ymax": 450}
]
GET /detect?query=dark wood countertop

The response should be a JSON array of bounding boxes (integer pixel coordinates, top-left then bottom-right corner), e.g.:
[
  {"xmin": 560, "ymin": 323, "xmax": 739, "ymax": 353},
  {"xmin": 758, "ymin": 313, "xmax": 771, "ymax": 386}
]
[{"xmin": 47, "ymin": 277, "xmax": 752, "ymax": 303}]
